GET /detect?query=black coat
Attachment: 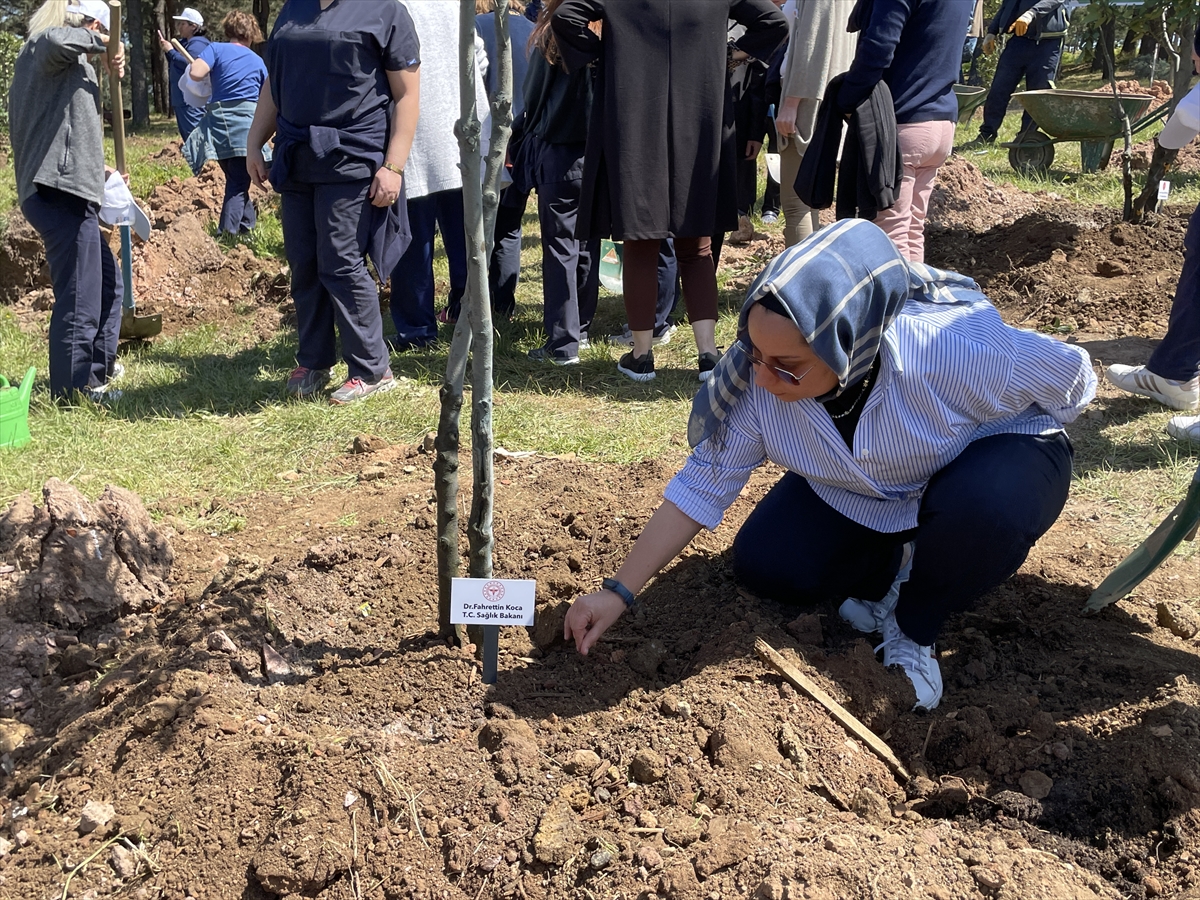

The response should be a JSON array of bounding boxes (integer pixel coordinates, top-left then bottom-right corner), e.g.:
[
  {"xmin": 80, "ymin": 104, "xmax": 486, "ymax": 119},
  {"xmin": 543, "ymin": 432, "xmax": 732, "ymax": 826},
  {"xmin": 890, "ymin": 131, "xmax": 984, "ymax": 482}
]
[{"xmin": 552, "ymin": 0, "xmax": 787, "ymax": 241}]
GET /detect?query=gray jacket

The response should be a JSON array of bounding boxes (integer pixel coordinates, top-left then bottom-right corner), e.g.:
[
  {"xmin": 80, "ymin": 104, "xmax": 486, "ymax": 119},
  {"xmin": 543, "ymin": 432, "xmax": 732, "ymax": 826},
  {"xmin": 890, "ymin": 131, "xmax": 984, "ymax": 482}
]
[{"xmin": 9, "ymin": 27, "xmax": 107, "ymax": 207}]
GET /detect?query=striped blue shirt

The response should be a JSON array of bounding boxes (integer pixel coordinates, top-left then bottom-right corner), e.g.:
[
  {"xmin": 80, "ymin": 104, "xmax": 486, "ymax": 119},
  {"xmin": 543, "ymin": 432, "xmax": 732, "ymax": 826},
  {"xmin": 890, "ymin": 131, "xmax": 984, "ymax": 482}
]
[{"xmin": 664, "ymin": 300, "xmax": 1097, "ymax": 533}]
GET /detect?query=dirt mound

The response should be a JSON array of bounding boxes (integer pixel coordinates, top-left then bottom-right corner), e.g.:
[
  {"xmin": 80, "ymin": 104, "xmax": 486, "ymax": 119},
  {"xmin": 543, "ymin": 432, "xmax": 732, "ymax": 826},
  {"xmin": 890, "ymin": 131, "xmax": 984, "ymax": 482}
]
[
  {"xmin": 928, "ymin": 204, "xmax": 1187, "ymax": 337},
  {"xmin": 927, "ymin": 154, "xmax": 1043, "ymax": 232},
  {"xmin": 0, "ymin": 212, "xmax": 49, "ymax": 305},
  {"xmin": 146, "ymin": 162, "xmax": 271, "ymax": 231},
  {"xmin": 1110, "ymin": 137, "xmax": 1200, "ymax": 174},
  {"xmin": 1093, "ymin": 80, "xmax": 1172, "ymax": 103}
]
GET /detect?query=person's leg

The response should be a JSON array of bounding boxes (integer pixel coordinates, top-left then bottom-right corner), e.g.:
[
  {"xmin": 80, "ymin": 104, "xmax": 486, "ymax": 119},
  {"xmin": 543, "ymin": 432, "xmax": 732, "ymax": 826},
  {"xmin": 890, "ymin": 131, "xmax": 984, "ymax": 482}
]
[
  {"xmin": 280, "ymin": 185, "xmax": 338, "ymax": 374},
  {"xmin": 490, "ymin": 188, "xmax": 526, "ymax": 319},
  {"xmin": 732, "ymin": 471, "xmax": 909, "ymax": 604},
  {"xmin": 390, "ymin": 193, "xmax": 439, "ymax": 348},
  {"xmin": 674, "ymin": 236, "xmax": 720, "ymax": 357},
  {"xmin": 313, "ymin": 180, "xmax": 391, "ymax": 383},
  {"xmin": 621, "ymin": 238, "xmax": 662, "ymax": 358},
  {"xmin": 23, "ymin": 189, "xmax": 102, "ymax": 398},
  {"xmin": 978, "ymin": 40, "xmax": 1029, "ymax": 141},
  {"xmin": 780, "ymin": 99, "xmax": 822, "ymax": 246},
  {"xmin": 903, "ymin": 120, "xmax": 955, "ymax": 264},
  {"xmin": 537, "ymin": 175, "xmax": 584, "ymax": 359},
  {"xmin": 435, "ymin": 189, "xmax": 468, "ymax": 320},
  {"xmin": 1148, "ymin": 201, "xmax": 1200, "ymax": 381},
  {"xmin": 736, "ymin": 145, "xmax": 758, "ymax": 217},
  {"xmin": 217, "ymin": 157, "xmax": 255, "ymax": 234},
  {"xmin": 896, "ymin": 431, "xmax": 1074, "ymax": 646},
  {"xmin": 1020, "ymin": 39, "xmax": 1061, "ymax": 134},
  {"xmin": 655, "ymin": 239, "xmax": 678, "ymax": 337},
  {"xmin": 92, "ymin": 232, "xmax": 123, "ymax": 386},
  {"xmin": 578, "ymin": 235, "xmax": 601, "ymax": 345}
]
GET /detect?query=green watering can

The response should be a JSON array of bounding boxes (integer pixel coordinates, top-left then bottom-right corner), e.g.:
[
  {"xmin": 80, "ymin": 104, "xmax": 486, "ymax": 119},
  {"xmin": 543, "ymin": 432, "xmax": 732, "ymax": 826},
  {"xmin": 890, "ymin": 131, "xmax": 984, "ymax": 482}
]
[{"xmin": 0, "ymin": 367, "xmax": 35, "ymax": 449}]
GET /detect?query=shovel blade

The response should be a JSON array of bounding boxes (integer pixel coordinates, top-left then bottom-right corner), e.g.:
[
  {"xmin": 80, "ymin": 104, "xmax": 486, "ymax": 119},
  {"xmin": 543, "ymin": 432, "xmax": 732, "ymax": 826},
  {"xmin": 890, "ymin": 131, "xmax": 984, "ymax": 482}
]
[
  {"xmin": 120, "ymin": 307, "xmax": 163, "ymax": 340},
  {"xmin": 1084, "ymin": 466, "xmax": 1200, "ymax": 613}
]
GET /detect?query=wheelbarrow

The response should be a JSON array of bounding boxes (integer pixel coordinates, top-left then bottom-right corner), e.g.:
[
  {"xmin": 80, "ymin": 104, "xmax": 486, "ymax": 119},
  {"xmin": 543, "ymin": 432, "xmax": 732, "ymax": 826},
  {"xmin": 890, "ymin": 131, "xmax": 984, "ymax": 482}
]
[
  {"xmin": 0, "ymin": 367, "xmax": 35, "ymax": 449},
  {"xmin": 1005, "ymin": 88, "xmax": 1168, "ymax": 176},
  {"xmin": 954, "ymin": 84, "xmax": 988, "ymax": 125},
  {"xmin": 1084, "ymin": 462, "xmax": 1200, "ymax": 613}
]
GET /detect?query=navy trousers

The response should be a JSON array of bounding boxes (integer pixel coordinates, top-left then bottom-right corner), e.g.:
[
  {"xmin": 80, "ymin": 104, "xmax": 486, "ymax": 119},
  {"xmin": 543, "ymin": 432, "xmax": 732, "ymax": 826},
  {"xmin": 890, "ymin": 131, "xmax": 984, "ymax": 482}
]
[
  {"xmin": 731, "ymin": 431, "xmax": 1073, "ymax": 646},
  {"xmin": 491, "ymin": 187, "xmax": 527, "ymax": 319},
  {"xmin": 217, "ymin": 157, "xmax": 256, "ymax": 235},
  {"xmin": 279, "ymin": 178, "xmax": 390, "ymax": 382},
  {"xmin": 980, "ymin": 36, "xmax": 1062, "ymax": 140},
  {"xmin": 390, "ymin": 189, "xmax": 468, "ymax": 348},
  {"xmin": 1148, "ymin": 200, "xmax": 1200, "ymax": 382},
  {"xmin": 22, "ymin": 187, "xmax": 122, "ymax": 399}
]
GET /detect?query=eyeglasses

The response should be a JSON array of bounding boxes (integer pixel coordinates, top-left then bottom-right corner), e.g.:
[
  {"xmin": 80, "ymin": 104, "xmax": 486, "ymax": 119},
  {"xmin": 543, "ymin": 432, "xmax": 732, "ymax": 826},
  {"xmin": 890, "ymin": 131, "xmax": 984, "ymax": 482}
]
[{"xmin": 736, "ymin": 340, "xmax": 814, "ymax": 387}]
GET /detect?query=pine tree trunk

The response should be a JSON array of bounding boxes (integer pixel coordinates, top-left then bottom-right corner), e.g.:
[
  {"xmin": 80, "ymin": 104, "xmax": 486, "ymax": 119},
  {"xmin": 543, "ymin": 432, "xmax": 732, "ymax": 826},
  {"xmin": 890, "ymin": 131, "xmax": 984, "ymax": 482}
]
[
  {"xmin": 152, "ymin": 0, "xmax": 169, "ymax": 116},
  {"xmin": 125, "ymin": 0, "xmax": 151, "ymax": 128}
]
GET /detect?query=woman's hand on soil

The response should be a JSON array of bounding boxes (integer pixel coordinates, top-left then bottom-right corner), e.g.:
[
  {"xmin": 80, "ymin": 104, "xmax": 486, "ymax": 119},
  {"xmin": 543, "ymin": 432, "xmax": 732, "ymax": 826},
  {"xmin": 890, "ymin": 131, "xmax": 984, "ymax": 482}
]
[
  {"xmin": 247, "ymin": 150, "xmax": 269, "ymax": 190},
  {"xmin": 564, "ymin": 590, "xmax": 627, "ymax": 656},
  {"xmin": 370, "ymin": 167, "xmax": 402, "ymax": 208}
]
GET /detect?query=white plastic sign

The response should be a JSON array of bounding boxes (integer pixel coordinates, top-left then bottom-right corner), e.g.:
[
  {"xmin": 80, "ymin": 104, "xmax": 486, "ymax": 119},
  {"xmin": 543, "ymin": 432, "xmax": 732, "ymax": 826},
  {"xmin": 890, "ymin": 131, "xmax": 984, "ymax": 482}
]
[
  {"xmin": 450, "ymin": 578, "xmax": 536, "ymax": 626},
  {"xmin": 1158, "ymin": 180, "xmax": 1172, "ymax": 202}
]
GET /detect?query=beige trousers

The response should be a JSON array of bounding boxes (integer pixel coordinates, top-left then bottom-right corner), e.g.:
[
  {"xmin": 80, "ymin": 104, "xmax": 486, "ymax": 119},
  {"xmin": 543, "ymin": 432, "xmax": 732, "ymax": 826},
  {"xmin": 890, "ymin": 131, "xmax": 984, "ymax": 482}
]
[{"xmin": 778, "ymin": 98, "xmax": 822, "ymax": 247}]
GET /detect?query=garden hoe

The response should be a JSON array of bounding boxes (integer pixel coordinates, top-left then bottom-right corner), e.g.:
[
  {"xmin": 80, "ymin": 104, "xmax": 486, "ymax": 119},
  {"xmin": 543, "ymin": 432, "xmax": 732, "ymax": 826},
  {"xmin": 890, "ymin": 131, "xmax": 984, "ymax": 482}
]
[
  {"xmin": 1084, "ymin": 462, "xmax": 1200, "ymax": 613},
  {"xmin": 108, "ymin": 0, "xmax": 162, "ymax": 340}
]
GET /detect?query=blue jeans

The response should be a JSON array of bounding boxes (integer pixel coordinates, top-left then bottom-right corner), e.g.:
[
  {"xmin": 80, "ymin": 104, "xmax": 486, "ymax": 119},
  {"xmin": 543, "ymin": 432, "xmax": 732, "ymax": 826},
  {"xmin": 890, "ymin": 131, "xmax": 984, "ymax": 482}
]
[
  {"xmin": 22, "ymin": 187, "xmax": 122, "ymax": 398},
  {"xmin": 980, "ymin": 36, "xmax": 1062, "ymax": 140},
  {"xmin": 279, "ymin": 178, "xmax": 390, "ymax": 382},
  {"xmin": 1148, "ymin": 200, "xmax": 1200, "ymax": 382},
  {"xmin": 731, "ymin": 431, "xmax": 1073, "ymax": 645},
  {"xmin": 390, "ymin": 189, "xmax": 468, "ymax": 347}
]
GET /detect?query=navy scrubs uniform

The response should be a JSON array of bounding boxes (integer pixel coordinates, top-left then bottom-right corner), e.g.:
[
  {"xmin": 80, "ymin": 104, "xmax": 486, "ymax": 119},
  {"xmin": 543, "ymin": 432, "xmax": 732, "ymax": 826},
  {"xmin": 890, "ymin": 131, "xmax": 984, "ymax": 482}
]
[
  {"xmin": 167, "ymin": 34, "xmax": 211, "ymax": 140},
  {"xmin": 266, "ymin": 0, "xmax": 419, "ymax": 384}
]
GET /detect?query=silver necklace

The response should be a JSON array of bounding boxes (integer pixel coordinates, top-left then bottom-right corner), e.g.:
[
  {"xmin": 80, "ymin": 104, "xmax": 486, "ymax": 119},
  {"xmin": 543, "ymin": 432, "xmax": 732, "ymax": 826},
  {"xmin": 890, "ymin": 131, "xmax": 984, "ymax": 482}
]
[{"xmin": 827, "ymin": 368, "xmax": 874, "ymax": 420}]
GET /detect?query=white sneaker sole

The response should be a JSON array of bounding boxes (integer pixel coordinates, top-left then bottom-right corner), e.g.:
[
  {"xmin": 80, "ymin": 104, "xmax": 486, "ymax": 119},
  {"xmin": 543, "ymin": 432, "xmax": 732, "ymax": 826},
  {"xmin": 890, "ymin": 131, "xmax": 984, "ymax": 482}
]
[{"xmin": 617, "ymin": 364, "xmax": 656, "ymax": 382}]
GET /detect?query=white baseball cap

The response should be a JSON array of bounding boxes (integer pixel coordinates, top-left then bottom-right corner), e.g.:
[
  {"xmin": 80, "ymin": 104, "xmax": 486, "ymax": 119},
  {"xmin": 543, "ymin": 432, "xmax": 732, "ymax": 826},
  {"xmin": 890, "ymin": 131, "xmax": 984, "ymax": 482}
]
[
  {"xmin": 68, "ymin": 0, "xmax": 111, "ymax": 30},
  {"xmin": 172, "ymin": 7, "xmax": 204, "ymax": 27}
]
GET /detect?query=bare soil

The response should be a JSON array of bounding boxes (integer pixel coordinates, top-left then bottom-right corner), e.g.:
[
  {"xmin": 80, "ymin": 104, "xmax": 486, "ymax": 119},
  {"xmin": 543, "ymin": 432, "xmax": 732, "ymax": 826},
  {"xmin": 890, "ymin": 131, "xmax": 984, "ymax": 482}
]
[{"xmin": 3, "ymin": 158, "xmax": 1200, "ymax": 900}]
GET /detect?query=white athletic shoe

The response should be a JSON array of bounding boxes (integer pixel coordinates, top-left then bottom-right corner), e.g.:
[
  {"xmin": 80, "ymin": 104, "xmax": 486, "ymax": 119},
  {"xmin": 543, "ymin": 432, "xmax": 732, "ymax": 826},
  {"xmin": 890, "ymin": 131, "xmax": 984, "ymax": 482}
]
[
  {"xmin": 1106, "ymin": 364, "xmax": 1200, "ymax": 411},
  {"xmin": 1167, "ymin": 414, "xmax": 1200, "ymax": 443},
  {"xmin": 839, "ymin": 542, "xmax": 914, "ymax": 634},
  {"xmin": 875, "ymin": 610, "xmax": 943, "ymax": 710}
]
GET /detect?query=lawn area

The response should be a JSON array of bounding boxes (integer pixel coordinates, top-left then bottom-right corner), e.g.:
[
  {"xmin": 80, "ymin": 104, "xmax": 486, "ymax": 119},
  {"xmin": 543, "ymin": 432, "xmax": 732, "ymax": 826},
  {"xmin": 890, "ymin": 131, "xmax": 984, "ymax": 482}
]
[{"xmin": 0, "ymin": 105, "xmax": 1197, "ymax": 544}]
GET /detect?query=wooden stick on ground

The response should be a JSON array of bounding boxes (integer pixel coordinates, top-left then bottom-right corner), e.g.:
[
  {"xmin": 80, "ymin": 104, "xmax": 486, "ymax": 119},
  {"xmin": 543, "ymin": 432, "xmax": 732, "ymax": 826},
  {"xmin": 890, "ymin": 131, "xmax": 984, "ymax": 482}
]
[{"xmin": 754, "ymin": 638, "xmax": 911, "ymax": 782}]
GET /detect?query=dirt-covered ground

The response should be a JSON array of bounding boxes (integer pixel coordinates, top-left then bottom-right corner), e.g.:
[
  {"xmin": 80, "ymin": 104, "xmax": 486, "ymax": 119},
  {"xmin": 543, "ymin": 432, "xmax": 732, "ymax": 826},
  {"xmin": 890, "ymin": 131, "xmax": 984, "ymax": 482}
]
[{"xmin": 3, "ymin": 157, "xmax": 1200, "ymax": 900}]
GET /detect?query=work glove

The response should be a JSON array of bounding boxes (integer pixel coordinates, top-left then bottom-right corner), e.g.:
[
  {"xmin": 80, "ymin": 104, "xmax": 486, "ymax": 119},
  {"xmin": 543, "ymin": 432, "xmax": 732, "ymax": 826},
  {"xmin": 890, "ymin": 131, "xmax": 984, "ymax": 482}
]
[
  {"xmin": 1009, "ymin": 12, "xmax": 1033, "ymax": 36},
  {"xmin": 981, "ymin": 33, "xmax": 997, "ymax": 55}
]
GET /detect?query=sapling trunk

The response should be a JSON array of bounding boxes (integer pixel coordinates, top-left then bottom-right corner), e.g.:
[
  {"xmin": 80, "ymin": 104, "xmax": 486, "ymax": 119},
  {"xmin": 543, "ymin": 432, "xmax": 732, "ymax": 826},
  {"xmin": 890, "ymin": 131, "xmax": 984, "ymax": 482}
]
[{"xmin": 1100, "ymin": 40, "xmax": 1134, "ymax": 222}]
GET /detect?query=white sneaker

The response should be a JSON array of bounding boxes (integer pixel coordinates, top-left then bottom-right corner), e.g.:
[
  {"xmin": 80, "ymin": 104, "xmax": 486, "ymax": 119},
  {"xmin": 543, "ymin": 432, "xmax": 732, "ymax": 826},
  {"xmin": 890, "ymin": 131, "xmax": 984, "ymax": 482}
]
[
  {"xmin": 839, "ymin": 543, "xmax": 914, "ymax": 634},
  {"xmin": 1167, "ymin": 415, "xmax": 1200, "ymax": 443},
  {"xmin": 875, "ymin": 610, "xmax": 942, "ymax": 710},
  {"xmin": 1106, "ymin": 364, "xmax": 1200, "ymax": 411}
]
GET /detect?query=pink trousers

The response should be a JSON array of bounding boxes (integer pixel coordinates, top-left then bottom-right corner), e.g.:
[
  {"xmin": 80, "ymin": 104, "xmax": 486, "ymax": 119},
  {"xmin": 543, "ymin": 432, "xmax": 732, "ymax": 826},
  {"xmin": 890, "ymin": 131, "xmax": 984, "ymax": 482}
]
[{"xmin": 873, "ymin": 119, "xmax": 955, "ymax": 263}]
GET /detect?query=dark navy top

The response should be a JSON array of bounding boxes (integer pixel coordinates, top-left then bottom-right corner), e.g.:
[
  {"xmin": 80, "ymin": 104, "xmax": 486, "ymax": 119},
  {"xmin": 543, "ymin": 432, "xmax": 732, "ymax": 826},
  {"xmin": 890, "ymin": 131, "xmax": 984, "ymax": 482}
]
[
  {"xmin": 196, "ymin": 42, "xmax": 267, "ymax": 104},
  {"xmin": 266, "ymin": 0, "xmax": 420, "ymax": 128}
]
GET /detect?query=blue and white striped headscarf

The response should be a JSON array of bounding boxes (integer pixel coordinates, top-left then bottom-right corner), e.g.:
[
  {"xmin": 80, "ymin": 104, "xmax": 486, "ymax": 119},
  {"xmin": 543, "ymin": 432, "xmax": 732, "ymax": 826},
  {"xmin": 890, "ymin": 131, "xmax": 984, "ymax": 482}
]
[{"xmin": 688, "ymin": 219, "xmax": 984, "ymax": 448}]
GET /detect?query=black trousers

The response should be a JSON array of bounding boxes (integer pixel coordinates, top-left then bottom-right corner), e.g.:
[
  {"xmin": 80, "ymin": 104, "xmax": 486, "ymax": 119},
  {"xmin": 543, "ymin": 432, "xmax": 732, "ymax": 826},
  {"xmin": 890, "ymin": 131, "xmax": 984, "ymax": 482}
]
[{"xmin": 732, "ymin": 432, "xmax": 1074, "ymax": 645}]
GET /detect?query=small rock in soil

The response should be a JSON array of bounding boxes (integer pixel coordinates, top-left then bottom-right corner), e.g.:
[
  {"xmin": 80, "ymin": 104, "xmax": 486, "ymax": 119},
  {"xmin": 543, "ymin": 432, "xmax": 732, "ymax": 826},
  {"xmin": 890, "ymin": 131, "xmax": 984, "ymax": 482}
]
[
  {"xmin": 563, "ymin": 748, "xmax": 601, "ymax": 775},
  {"xmin": 0, "ymin": 719, "xmax": 33, "ymax": 753},
  {"xmin": 589, "ymin": 849, "xmax": 613, "ymax": 870},
  {"xmin": 694, "ymin": 818, "xmax": 755, "ymax": 878},
  {"xmin": 532, "ymin": 797, "xmax": 583, "ymax": 866},
  {"xmin": 1157, "ymin": 601, "xmax": 1200, "ymax": 639},
  {"xmin": 635, "ymin": 845, "xmax": 663, "ymax": 871},
  {"xmin": 709, "ymin": 719, "xmax": 783, "ymax": 770},
  {"xmin": 1144, "ymin": 875, "xmax": 1164, "ymax": 896},
  {"xmin": 1096, "ymin": 259, "xmax": 1131, "ymax": 277},
  {"xmin": 991, "ymin": 790, "xmax": 1043, "ymax": 821},
  {"xmin": 0, "ymin": 837, "xmax": 12, "ymax": 857},
  {"xmin": 358, "ymin": 465, "xmax": 388, "ymax": 482},
  {"xmin": 261, "ymin": 643, "xmax": 291, "ymax": 681},
  {"xmin": 755, "ymin": 875, "xmax": 785, "ymax": 900},
  {"xmin": 658, "ymin": 862, "xmax": 701, "ymax": 900},
  {"xmin": 630, "ymin": 748, "xmax": 666, "ymax": 783},
  {"xmin": 351, "ymin": 434, "xmax": 389, "ymax": 454},
  {"xmin": 970, "ymin": 865, "xmax": 1006, "ymax": 891},
  {"xmin": 852, "ymin": 788, "xmax": 892, "ymax": 826},
  {"xmin": 785, "ymin": 613, "xmax": 823, "ymax": 645},
  {"xmin": 1019, "ymin": 770, "xmax": 1054, "ymax": 800},
  {"xmin": 109, "ymin": 844, "xmax": 138, "ymax": 880},
  {"xmin": 78, "ymin": 799, "xmax": 115, "ymax": 835},
  {"xmin": 628, "ymin": 639, "xmax": 669, "ymax": 677},
  {"xmin": 206, "ymin": 630, "xmax": 237, "ymax": 654},
  {"xmin": 778, "ymin": 722, "xmax": 809, "ymax": 772},
  {"xmin": 422, "ymin": 431, "xmax": 437, "ymax": 452}
]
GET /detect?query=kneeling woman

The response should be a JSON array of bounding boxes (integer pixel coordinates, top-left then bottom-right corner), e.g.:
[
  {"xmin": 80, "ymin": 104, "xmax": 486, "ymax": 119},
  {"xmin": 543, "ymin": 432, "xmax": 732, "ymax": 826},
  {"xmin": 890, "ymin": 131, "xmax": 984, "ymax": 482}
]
[{"xmin": 564, "ymin": 220, "xmax": 1096, "ymax": 709}]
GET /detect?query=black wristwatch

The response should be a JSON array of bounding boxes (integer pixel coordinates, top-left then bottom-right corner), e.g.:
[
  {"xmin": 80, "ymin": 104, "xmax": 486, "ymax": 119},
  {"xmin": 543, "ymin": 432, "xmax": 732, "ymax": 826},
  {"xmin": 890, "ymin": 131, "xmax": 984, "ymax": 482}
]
[{"xmin": 602, "ymin": 577, "xmax": 637, "ymax": 608}]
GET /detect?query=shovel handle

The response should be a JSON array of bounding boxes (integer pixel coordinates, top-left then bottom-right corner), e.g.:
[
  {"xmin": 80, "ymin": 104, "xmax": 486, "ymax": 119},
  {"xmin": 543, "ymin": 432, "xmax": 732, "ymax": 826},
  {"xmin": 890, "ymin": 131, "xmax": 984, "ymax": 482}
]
[
  {"xmin": 170, "ymin": 38, "xmax": 196, "ymax": 65},
  {"xmin": 107, "ymin": 1, "xmax": 126, "ymax": 175}
]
